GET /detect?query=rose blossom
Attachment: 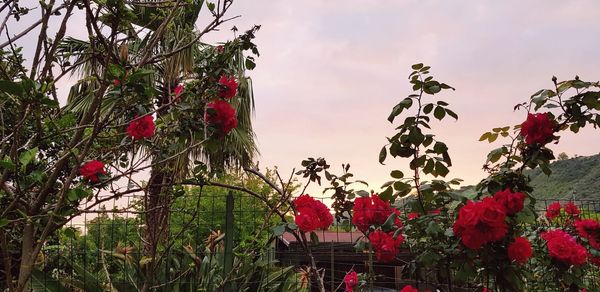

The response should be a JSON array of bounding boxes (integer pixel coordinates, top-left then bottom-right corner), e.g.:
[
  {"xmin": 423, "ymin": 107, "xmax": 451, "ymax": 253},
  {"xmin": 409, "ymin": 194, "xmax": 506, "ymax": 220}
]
[
  {"xmin": 80, "ymin": 160, "xmax": 107, "ymax": 183},
  {"xmin": 400, "ymin": 285, "xmax": 418, "ymax": 292},
  {"xmin": 520, "ymin": 112, "xmax": 555, "ymax": 145},
  {"xmin": 507, "ymin": 237, "xmax": 532, "ymax": 264},
  {"xmin": 575, "ymin": 219, "xmax": 600, "ymax": 249},
  {"xmin": 545, "ymin": 202, "xmax": 562, "ymax": 221},
  {"xmin": 493, "ymin": 189, "xmax": 526, "ymax": 215},
  {"xmin": 564, "ymin": 202, "xmax": 580, "ymax": 218},
  {"xmin": 541, "ymin": 229, "xmax": 588, "ymax": 266},
  {"xmin": 206, "ymin": 100, "xmax": 238, "ymax": 135},
  {"xmin": 453, "ymin": 197, "xmax": 508, "ymax": 249},
  {"xmin": 126, "ymin": 115, "xmax": 155, "ymax": 140},
  {"xmin": 218, "ymin": 75, "xmax": 238, "ymax": 99},
  {"xmin": 343, "ymin": 271, "xmax": 358, "ymax": 292},
  {"xmin": 292, "ymin": 194, "xmax": 333, "ymax": 232}
]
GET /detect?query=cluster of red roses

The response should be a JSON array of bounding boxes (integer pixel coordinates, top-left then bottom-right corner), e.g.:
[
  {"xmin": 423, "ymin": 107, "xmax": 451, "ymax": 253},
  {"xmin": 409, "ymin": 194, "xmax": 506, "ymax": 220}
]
[
  {"xmin": 541, "ymin": 229, "xmax": 588, "ymax": 266},
  {"xmin": 542, "ymin": 201, "xmax": 600, "ymax": 267},
  {"xmin": 545, "ymin": 201, "xmax": 580, "ymax": 221},
  {"xmin": 292, "ymin": 194, "xmax": 333, "ymax": 232},
  {"xmin": 206, "ymin": 75, "xmax": 239, "ymax": 135},
  {"xmin": 452, "ymin": 189, "xmax": 534, "ymax": 264},
  {"xmin": 352, "ymin": 195, "xmax": 401, "ymax": 232},
  {"xmin": 520, "ymin": 112, "xmax": 555, "ymax": 145},
  {"xmin": 368, "ymin": 230, "xmax": 405, "ymax": 262},
  {"xmin": 351, "ymin": 195, "xmax": 404, "ymax": 263}
]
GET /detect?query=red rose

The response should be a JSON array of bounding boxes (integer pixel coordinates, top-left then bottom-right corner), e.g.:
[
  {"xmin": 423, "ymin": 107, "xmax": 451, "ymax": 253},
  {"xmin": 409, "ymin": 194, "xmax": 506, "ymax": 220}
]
[
  {"xmin": 542, "ymin": 229, "xmax": 588, "ymax": 266},
  {"xmin": 520, "ymin": 113, "xmax": 555, "ymax": 145},
  {"xmin": 216, "ymin": 45, "xmax": 224, "ymax": 53},
  {"xmin": 590, "ymin": 255, "xmax": 600, "ymax": 267},
  {"xmin": 343, "ymin": 271, "xmax": 358, "ymax": 292},
  {"xmin": 428, "ymin": 208, "xmax": 441, "ymax": 215},
  {"xmin": 206, "ymin": 100, "xmax": 238, "ymax": 135},
  {"xmin": 113, "ymin": 79, "xmax": 120, "ymax": 86},
  {"xmin": 218, "ymin": 75, "xmax": 238, "ymax": 99},
  {"xmin": 174, "ymin": 84, "xmax": 184, "ymax": 99},
  {"xmin": 408, "ymin": 212, "xmax": 420, "ymax": 220},
  {"xmin": 294, "ymin": 208, "xmax": 320, "ymax": 232},
  {"xmin": 400, "ymin": 285, "xmax": 418, "ymax": 292},
  {"xmin": 507, "ymin": 237, "xmax": 532, "ymax": 264},
  {"xmin": 575, "ymin": 219, "xmax": 600, "ymax": 249},
  {"xmin": 80, "ymin": 160, "xmax": 107, "ymax": 183},
  {"xmin": 368, "ymin": 230, "xmax": 403, "ymax": 263},
  {"xmin": 545, "ymin": 202, "xmax": 562, "ymax": 221},
  {"xmin": 493, "ymin": 189, "xmax": 526, "ymax": 215},
  {"xmin": 292, "ymin": 194, "xmax": 333, "ymax": 232},
  {"xmin": 352, "ymin": 195, "xmax": 401, "ymax": 232},
  {"xmin": 453, "ymin": 197, "xmax": 508, "ymax": 249},
  {"xmin": 127, "ymin": 115, "xmax": 155, "ymax": 140},
  {"xmin": 564, "ymin": 202, "xmax": 580, "ymax": 217}
]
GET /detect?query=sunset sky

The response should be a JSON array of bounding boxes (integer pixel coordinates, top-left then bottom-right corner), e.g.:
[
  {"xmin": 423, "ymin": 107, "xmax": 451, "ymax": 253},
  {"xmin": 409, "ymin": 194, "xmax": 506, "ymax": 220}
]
[
  {"xmin": 202, "ymin": 1, "xmax": 600, "ymax": 193},
  {"xmin": 3, "ymin": 1, "xmax": 599, "ymax": 195}
]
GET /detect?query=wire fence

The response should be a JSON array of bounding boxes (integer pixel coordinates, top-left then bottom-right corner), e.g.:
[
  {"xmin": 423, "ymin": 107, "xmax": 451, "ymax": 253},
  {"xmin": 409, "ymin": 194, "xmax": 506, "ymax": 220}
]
[{"xmin": 22, "ymin": 191, "xmax": 600, "ymax": 291}]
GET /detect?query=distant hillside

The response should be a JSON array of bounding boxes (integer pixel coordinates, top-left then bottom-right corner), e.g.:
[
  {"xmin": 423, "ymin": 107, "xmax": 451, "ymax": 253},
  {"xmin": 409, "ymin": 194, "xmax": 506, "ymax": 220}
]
[{"xmin": 457, "ymin": 153, "xmax": 600, "ymax": 201}]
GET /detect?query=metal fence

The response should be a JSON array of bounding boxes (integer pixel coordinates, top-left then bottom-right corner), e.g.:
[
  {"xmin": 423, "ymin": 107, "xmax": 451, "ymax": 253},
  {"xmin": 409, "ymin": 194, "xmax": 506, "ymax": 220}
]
[{"xmin": 20, "ymin": 191, "xmax": 600, "ymax": 291}]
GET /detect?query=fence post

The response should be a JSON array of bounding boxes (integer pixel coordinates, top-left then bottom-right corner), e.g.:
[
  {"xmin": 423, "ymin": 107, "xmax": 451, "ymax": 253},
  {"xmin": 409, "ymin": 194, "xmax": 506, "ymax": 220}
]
[{"xmin": 223, "ymin": 192, "xmax": 235, "ymax": 292}]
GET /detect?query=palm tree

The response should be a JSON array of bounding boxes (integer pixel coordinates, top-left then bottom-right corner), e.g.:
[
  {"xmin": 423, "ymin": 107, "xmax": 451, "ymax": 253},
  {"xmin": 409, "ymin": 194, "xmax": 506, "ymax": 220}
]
[{"xmin": 59, "ymin": 2, "xmax": 259, "ymax": 289}]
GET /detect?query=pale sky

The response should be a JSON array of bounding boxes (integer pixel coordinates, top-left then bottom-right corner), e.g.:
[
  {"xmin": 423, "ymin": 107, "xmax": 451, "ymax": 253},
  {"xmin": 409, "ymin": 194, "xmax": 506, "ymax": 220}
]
[
  {"xmin": 201, "ymin": 1, "xmax": 600, "ymax": 193},
  {"xmin": 3, "ymin": 1, "xmax": 599, "ymax": 196}
]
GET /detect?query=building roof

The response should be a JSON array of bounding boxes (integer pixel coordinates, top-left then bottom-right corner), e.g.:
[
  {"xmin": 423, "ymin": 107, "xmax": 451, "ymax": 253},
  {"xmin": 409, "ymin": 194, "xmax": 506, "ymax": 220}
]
[{"xmin": 280, "ymin": 231, "xmax": 365, "ymax": 244}]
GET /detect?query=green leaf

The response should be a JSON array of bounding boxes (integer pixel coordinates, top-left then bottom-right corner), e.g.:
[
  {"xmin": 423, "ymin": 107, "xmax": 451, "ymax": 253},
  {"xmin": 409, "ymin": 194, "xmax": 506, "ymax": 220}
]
[
  {"xmin": 207, "ymin": 2, "xmax": 215, "ymax": 11},
  {"xmin": 479, "ymin": 132, "xmax": 490, "ymax": 141},
  {"xmin": 0, "ymin": 218, "xmax": 9, "ymax": 228},
  {"xmin": 445, "ymin": 109, "xmax": 458, "ymax": 120},
  {"xmin": 0, "ymin": 159, "xmax": 15, "ymax": 171},
  {"xmin": 381, "ymin": 212, "xmax": 397, "ymax": 231},
  {"xmin": 127, "ymin": 69, "xmax": 154, "ymax": 83},
  {"xmin": 435, "ymin": 161, "xmax": 449, "ymax": 177},
  {"xmin": 310, "ymin": 231, "xmax": 319, "ymax": 245},
  {"xmin": 390, "ymin": 170, "xmax": 404, "ymax": 179},
  {"xmin": 107, "ymin": 63, "xmax": 125, "ymax": 79},
  {"xmin": 433, "ymin": 142, "xmax": 448, "ymax": 154},
  {"xmin": 63, "ymin": 227, "xmax": 77, "ymax": 239},
  {"xmin": 379, "ymin": 186, "xmax": 393, "ymax": 202},
  {"xmin": 19, "ymin": 147, "xmax": 38, "ymax": 169},
  {"xmin": 0, "ymin": 80, "xmax": 24, "ymax": 96},
  {"xmin": 423, "ymin": 103, "xmax": 434, "ymax": 114},
  {"xmin": 379, "ymin": 147, "xmax": 387, "ymax": 164},
  {"xmin": 411, "ymin": 63, "xmax": 424, "ymax": 70},
  {"xmin": 433, "ymin": 106, "xmax": 445, "ymax": 120},
  {"xmin": 272, "ymin": 225, "xmax": 286, "ymax": 236}
]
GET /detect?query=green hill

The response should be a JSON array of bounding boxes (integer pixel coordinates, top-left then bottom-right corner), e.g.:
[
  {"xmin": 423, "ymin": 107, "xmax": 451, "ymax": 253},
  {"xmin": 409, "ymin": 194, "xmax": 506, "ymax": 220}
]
[{"xmin": 457, "ymin": 153, "xmax": 600, "ymax": 201}]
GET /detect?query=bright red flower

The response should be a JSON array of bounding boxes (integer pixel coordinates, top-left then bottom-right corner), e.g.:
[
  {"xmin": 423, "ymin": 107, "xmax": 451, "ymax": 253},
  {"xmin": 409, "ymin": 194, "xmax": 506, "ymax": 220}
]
[
  {"xmin": 400, "ymin": 285, "xmax": 418, "ymax": 292},
  {"xmin": 206, "ymin": 100, "xmax": 238, "ymax": 135},
  {"xmin": 218, "ymin": 75, "xmax": 238, "ymax": 99},
  {"xmin": 114, "ymin": 79, "xmax": 120, "ymax": 86},
  {"xmin": 174, "ymin": 84, "xmax": 184, "ymax": 98},
  {"xmin": 507, "ymin": 237, "xmax": 532, "ymax": 264},
  {"xmin": 545, "ymin": 202, "xmax": 562, "ymax": 221},
  {"xmin": 294, "ymin": 208, "xmax": 320, "ymax": 232},
  {"xmin": 575, "ymin": 219, "xmax": 600, "ymax": 249},
  {"xmin": 352, "ymin": 195, "xmax": 401, "ymax": 232},
  {"xmin": 452, "ymin": 197, "xmax": 508, "ymax": 249},
  {"xmin": 590, "ymin": 255, "xmax": 600, "ymax": 267},
  {"xmin": 368, "ymin": 230, "xmax": 403, "ymax": 263},
  {"xmin": 520, "ymin": 113, "xmax": 555, "ymax": 145},
  {"xmin": 408, "ymin": 212, "xmax": 420, "ymax": 220},
  {"xmin": 542, "ymin": 229, "xmax": 588, "ymax": 266},
  {"xmin": 343, "ymin": 271, "xmax": 358, "ymax": 292},
  {"xmin": 80, "ymin": 160, "xmax": 107, "ymax": 183},
  {"xmin": 493, "ymin": 189, "xmax": 526, "ymax": 215},
  {"xmin": 292, "ymin": 194, "xmax": 333, "ymax": 232},
  {"xmin": 127, "ymin": 115, "xmax": 155, "ymax": 140},
  {"xmin": 564, "ymin": 202, "xmax": 580, "ymax": 217}
]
